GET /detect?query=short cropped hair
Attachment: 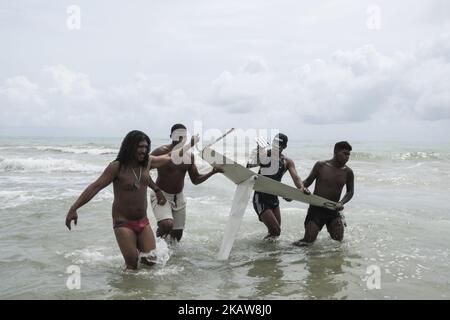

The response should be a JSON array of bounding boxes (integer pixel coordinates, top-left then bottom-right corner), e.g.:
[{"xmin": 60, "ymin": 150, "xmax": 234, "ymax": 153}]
[
  {"xmin": 274, "ymin": 133, "xmax": 288, "ymax": 148},
  {"xmin": 334, "ymin": 141, "xmax": 352, "ymax": 153},
  {"xmin": 170, "ymin": 123, "xmax": 187, "ymax": 135}
]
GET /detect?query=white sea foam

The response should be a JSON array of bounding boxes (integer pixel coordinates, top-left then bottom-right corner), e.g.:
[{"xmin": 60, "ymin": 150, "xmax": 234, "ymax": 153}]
[
  {"xmin": 64, "ymin": 238, "xmax": 170, "ymax": 269},
  {"xmin": 34, "ymin": 145, "xmax": 117, "ymax": 155},
  {"xmin": 0, "ymin": 145, "xmax": 117, "ymax": 155},
  {"xmin": 0, "ymin": 190, "xmax": 55, "ymax": 209},
  {"xmin": 140, "ymin": 238, "xmax": 171, "ymax": 266},
  {"xmin": 152, "ymin": 265, "xmax": 185, "ymax": 276},
  {"xmin": 64, "ymin": 246, "xmax": 122, "ymax": 268},
  {"xmin": 0, "ymin": 187, "xmax": 113, "ymax": 209},
  {"xmin": 341, "ymin": 151, "xmax": 447, "ymax": 162},
  {"xmin": 396, "ymin": 151, "xmax": 439, "ymax": 160},
  {"xmin": 0, "ymin": 157, "xmax": 103, "ymax": 173}
]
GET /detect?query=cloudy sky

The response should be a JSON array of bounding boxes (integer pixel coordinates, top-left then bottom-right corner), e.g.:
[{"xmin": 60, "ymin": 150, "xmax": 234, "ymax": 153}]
[{"xmin": 1, "ymin": 0, "xmax": 450, "ymax": 141}]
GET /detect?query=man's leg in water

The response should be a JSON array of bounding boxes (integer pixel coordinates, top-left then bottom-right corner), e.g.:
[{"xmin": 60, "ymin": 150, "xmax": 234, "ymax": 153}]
[
  {"xmin": 170, "ymin": 229, "xmax": 183, "ymax": 241},
  {"xmin": 157, "ymin": 219, "xmax": 182, "ymax": 243},
  {"xmin": 138, "ymin": 225, "xmax": 157, "ymax": 266},
  {"xmin": 114, "ymin": 228, "xmax": 139, "ymax": 269},
  {"xmin": 166, "ymin": 206, "xmax": 185, "ymax": 242},
  {"xmin": 327, "ymin": 217, "xmax": 344, "ymax": 242},
  {"xmin": 260, "ymin": 209, "xmax": 281, "ymax": 239},
  {"xmin": 293, "ymin": 221, "xmax": 320, "ymax": 246},
  {"xmin": 273, "ymin": 206, "xmax": 281, "ymax": 226},
  {"xmin": 156, "ymin": 218, "xmax": 174, "ymax": 238}
]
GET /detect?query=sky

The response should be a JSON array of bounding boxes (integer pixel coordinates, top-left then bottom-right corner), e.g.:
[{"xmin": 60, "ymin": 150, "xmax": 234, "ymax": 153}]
[{"xmin": 0, "ymin": 0, "xmax": 450, "ymax": 141}]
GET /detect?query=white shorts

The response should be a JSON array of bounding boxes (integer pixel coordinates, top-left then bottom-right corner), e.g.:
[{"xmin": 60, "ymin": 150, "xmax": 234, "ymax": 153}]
[{"xmin": 150, "ymin": 190, "xmax": 187, "ymax": 230}]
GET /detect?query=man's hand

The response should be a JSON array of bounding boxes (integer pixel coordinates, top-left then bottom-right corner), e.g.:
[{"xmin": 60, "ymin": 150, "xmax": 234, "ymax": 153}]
[
  {"xmin": 190, "ymin": 134, "xmax": 200, "ymax": 147},
  {"xmin": 65, "ymin": 208, "xmax": 78, "ymax": 230},
  {"xmin": 155, "ymin": 189, "xmax": 167, "ymax": 205},
  {"xmin": 336, "ymin": 202, "xmax": 344, "ymax": 211},
  {"xmin": 177, "ymin": 134, "xmax": 200, "ymax": 157},
  {"xmin": 300, "ymin": 186, "xmax": 311, "ymax": 195},
  {"xmin": 212, "ymin": 166, "xmax": 224, "ymax": 174}
]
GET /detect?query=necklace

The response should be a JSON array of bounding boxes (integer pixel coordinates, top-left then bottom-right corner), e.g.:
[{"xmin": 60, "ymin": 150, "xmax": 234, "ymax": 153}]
[{"xmin": 132, "ymin": 167, "xmax": 142, "ymax": 189}]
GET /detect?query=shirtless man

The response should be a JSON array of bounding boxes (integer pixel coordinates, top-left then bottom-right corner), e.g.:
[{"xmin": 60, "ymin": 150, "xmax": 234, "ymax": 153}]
[
  {"xmin": 248, "ymin": 133, "xmax": 310, "ymax": 239},
  {"xmin": 65, "ymin": 130, "xmax": 197, "ymax": 269},
  {"xmin": 150, "ymin": 124, "xmax": 222, "ymax": 242},
  {"xmin": 293, "ymin": 141, "xmax": 354, "ymax": 246}
]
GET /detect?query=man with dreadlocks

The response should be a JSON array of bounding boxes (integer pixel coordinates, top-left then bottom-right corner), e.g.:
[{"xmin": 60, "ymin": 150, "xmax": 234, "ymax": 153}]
[{"xmin": 65, "ymin": 130, "xmax": 198, "ymax": 269}]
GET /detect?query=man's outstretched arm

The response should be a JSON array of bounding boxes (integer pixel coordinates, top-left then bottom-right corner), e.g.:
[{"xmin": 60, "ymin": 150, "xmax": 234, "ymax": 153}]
[
  {"xmin": 188, "ymin": 155, "xmax": 223, "ymax": 185},
  {"xmin": 303, "ymin": 161, "xmax": 321, "ymax": 189},
  {"xmin": 150, "ymin": 135, "xmax": 200, "ymax": 169},
  {"xmin": 65, "ymin": 161, "xmax": 119, "ymax": 230},
  {"xmin": 286, "ymin": 158, "xmax": 310, "ymax": 194},
  {"xmin": 149, "ymin": 154, "xmax": 172, "ymax": 168}
]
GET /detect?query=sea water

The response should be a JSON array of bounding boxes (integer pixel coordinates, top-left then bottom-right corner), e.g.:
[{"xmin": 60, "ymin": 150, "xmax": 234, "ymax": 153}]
[{"xmin": 0, "ymin": 136, "xmax": 449, "ymax": 299}]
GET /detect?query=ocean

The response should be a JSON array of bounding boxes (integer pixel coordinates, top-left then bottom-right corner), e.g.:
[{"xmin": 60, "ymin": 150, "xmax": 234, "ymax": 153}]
[{"xmin": 0, "ymin": 136, "xmax": 449, "ymax": 299}]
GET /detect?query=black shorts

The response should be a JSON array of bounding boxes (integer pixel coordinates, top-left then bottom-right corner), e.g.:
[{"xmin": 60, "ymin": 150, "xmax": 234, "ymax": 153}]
[
  {"xmin": 304, "ymin": 205, "xmax": 344, "ymax": 231},
  {"xmin": 252, "ymin": 192, "xmax": 279, "ymax": 220}
]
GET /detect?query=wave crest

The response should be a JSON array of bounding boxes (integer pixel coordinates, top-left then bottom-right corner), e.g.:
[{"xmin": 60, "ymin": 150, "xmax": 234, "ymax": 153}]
[{"xmin": 0, "ymin": 157, "xmax": 103, "ymax": 173}]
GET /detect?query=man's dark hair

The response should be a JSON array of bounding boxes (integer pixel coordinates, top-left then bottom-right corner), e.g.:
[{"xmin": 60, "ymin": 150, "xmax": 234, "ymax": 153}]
[
  {"xmin": 334, "ymin": 141, "xmax": 352, "ymax": 153},
  {"xmin": 170, "ymin": 123, "xmax": 187, "ymax": 135},
  {"xmin": 275, "ymin": 133, "xmax": 288, "ymax": 148},
  {"xmin": 116, "ymin": 130, "xmax": 150, "ymax": 168}
]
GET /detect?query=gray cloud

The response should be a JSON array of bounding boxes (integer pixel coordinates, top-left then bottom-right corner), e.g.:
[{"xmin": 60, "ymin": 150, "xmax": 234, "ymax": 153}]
[
  {"xmin": 425, "ymin": 0, "xmax": 450, "ymax": 23},
  {"xmin": 207, "ymin": 38, "xmax": 450, "ymax": 124},
  {"xmin": 2, "ymin": 35, "xmax": 449, "ymax": 136},
  {"xmin": 1, "ymin": 1, "xmax": 450, "ymax": 140}
]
